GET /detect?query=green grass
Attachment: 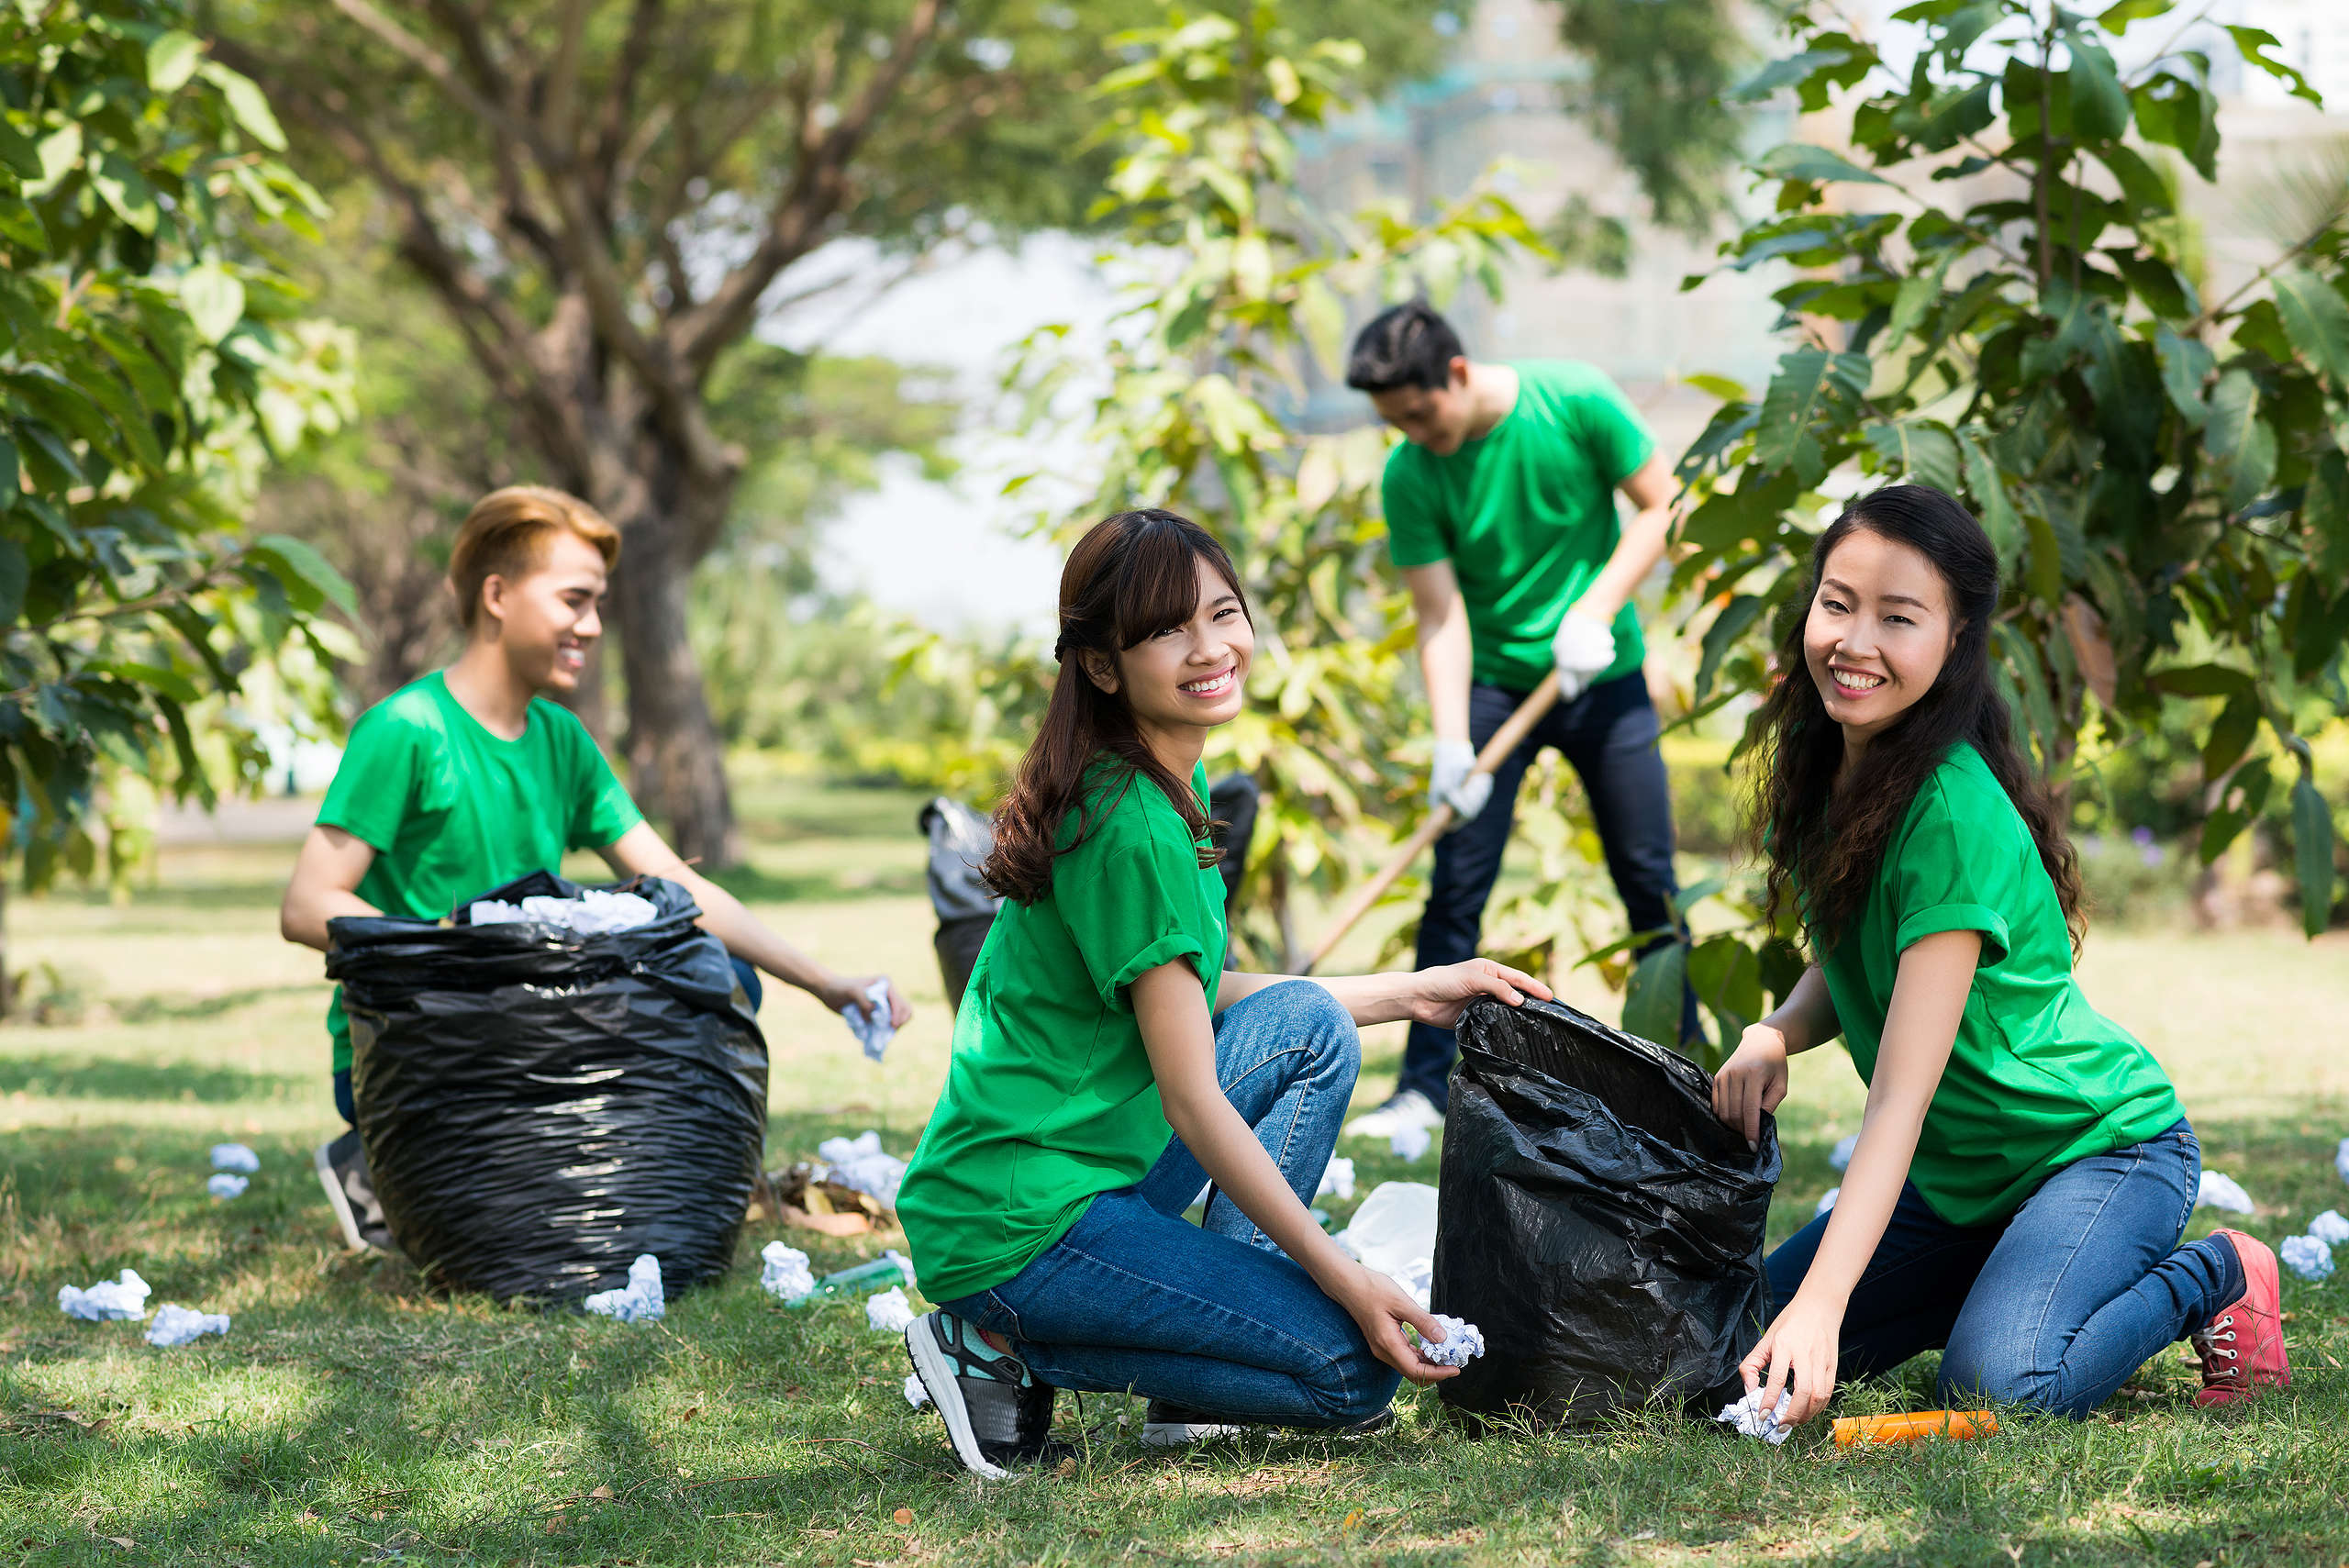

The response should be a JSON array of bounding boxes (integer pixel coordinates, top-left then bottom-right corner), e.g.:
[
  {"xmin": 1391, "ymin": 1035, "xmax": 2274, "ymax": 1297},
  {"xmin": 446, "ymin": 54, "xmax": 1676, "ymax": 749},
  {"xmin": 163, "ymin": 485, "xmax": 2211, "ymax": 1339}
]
[{"xmin": 5, "ymin": 777, "xmax": 2349, "ymax": 1565}]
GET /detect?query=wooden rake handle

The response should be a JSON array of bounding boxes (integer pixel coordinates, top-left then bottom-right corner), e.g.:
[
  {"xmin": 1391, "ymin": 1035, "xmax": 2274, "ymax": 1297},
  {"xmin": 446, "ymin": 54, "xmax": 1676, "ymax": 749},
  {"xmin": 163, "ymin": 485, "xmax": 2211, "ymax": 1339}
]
[{"xmin": 1300, "ymin": 671, "xmax": 1564, "ymax": 974}]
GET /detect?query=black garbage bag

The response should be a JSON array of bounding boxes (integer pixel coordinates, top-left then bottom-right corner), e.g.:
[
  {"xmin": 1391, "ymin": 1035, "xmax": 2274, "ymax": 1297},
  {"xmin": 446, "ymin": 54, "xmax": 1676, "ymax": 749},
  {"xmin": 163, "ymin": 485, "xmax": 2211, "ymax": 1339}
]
[
  {"xmin": 328, "ymin": 870, "xmax": 768, "ymax": 1305},
  {"xmin": 1432, "ymin": 996, "xmax": 1778, "ymax": 1429},
  {"xmin": 918, "ymin": 797, "xmax": 1000, "ymax": 1014}
]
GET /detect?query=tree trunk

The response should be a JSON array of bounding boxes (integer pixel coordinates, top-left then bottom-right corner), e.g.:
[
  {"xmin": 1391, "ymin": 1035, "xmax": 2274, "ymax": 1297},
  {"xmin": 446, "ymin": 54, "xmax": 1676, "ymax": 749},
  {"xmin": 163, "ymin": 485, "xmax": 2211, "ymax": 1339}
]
[{"xmin": 606, "ymin": 510, "xmax": 740, "ymax": 868}]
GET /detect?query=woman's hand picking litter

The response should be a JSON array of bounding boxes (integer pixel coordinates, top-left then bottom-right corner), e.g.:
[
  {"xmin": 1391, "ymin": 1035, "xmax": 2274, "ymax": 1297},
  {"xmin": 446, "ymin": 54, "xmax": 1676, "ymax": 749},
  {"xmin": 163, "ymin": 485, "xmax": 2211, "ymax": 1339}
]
[
  {"xmin": 1335, "ymin": 1262, "xmax": 1459, "ymax": 1386},
  {"xmin": 1406, "ymin": 959, "xmax": 1553, "ymax": 1029},
  {"xmin": 1742, "ymin": 1290, "xmax": 1842, "ymax": 1427},
  {"xmin": 822, "ymin": 973, "xmax": 913, "ymax": 1028},
  {"xmin": 1713, "ymin": 1025, "xmax": 1790, "ymax": 1148}
]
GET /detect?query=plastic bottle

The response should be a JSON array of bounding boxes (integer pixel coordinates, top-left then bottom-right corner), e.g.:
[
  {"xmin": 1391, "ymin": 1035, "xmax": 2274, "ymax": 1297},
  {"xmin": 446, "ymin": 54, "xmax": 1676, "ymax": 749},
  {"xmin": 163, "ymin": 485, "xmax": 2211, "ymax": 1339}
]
[
  {"xmin": 784, "ymin": 1251, "xmax": 912, "ymax": 1309},
  {"xmin": 1831, "ymin": 1409, "xmax": 1998, "ymax": 1448}
]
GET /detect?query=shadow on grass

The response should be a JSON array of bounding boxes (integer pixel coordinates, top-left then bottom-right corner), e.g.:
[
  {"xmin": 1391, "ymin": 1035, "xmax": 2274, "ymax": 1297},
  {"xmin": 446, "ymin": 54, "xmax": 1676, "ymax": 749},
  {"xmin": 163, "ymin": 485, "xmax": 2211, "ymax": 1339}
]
[{"xmin": 0, "ymin": 1051, "xmax": 310, "ymax": 1105}]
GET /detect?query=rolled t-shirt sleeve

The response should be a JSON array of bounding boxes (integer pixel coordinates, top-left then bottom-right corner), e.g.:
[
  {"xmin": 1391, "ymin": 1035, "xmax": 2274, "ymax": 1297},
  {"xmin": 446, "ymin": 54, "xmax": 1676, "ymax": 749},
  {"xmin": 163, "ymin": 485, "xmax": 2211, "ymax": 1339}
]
[
  {"xmin": 1892, "ymin": 786, "xmax": 2013, "ymax": 963},
  {"xmin": 316, "ymin": 709, "xmax": 418, "ymax": 853},
  {"xmin": 1057, "ymin": 831, "xmax": 1213, "ymax": 1012}
]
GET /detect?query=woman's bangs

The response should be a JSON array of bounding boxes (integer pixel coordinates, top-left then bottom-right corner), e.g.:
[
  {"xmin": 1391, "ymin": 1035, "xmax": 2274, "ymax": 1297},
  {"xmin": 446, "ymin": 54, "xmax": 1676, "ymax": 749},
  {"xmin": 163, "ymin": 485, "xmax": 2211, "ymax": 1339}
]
[{"xmin": 1111, "ymin": 520, "xmax": 1241, "ymax": 648}]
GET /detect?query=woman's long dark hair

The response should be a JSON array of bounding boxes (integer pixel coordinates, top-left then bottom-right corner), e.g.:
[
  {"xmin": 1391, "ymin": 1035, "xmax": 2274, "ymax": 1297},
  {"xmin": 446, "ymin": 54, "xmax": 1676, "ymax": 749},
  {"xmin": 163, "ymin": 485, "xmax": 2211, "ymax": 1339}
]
[
  {"xmin": 1750, "ymin": 484, "xmax": 2085, "ymax": 957},
  {"xmin": 982, "ymin": 509, "xmax": 1249, "ymax": 906}
]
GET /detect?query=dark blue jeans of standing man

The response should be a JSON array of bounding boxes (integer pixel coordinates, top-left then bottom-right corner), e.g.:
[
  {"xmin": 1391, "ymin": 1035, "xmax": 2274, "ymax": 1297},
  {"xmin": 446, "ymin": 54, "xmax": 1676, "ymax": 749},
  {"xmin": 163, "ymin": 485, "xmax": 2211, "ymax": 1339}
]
[
  {"xmin": 1399, "ymin": 671, "xmax": 1697, "ymax": 1111},
  {"xmin": 1765, "ymin": 1118, "xmax": 2241, "ymax": 1418},
  {"xmin": 941, "ymin": 981, "xmax": 1399, "ymax": 1428},
  {"xmin": 330, "ymin": 956, "xmax": 765, "ymax": 1125}
]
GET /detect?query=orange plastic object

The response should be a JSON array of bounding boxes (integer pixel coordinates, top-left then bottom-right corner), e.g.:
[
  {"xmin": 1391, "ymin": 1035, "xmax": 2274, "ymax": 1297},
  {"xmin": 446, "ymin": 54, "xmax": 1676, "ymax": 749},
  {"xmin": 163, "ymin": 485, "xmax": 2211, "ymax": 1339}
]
[{"xmin": 1831, "ymin": 1409, "xmax": 1998, "ymax": 1448}]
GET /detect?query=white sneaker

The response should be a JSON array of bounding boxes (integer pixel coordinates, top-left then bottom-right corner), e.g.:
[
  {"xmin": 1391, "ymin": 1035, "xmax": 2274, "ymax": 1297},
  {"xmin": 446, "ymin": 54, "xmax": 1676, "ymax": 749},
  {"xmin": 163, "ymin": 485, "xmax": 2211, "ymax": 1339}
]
[{"xmin": 1343, "ymin": 1089, "xmax": 1443, "ymax": 1141}]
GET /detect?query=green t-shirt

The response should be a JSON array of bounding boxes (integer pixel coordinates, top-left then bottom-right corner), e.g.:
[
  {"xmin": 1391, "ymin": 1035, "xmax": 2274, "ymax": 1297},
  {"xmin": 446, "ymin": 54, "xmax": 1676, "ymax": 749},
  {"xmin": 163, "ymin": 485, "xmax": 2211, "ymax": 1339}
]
[
  {"xmin": 1813, "ymin": 744, "xmax": 2183, "ymax": 1228},
  {"xmin": 315, "ymin": 672, "xmax": 644, "ymax": 1072},
  {"xmin": 1382, "ymin": 360, "xmax": 1655, "ymax": 692},
  {"xmin": 897, "ymin": 759, "xmax": 1230, "ymax": 1304}
]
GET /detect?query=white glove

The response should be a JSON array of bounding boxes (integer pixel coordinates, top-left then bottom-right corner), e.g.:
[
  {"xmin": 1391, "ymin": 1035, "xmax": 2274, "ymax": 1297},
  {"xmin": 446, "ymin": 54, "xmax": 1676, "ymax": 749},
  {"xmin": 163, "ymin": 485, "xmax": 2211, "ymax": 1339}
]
[
  {"xmin": 1550, "ymin": 609, "xmax": 1619, "ymax": 703},
  {"xmin": 1430, "ymin": 740, "xmax": 1492, "ymax": 828}
]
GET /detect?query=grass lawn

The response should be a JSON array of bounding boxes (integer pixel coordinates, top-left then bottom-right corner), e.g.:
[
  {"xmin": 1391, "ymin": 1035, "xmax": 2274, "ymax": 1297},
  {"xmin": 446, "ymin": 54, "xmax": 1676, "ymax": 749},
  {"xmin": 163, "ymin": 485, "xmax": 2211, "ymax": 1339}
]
[{"xmin": 5, "ymin": 774, "xmax": 2348, "ymax": 1565}]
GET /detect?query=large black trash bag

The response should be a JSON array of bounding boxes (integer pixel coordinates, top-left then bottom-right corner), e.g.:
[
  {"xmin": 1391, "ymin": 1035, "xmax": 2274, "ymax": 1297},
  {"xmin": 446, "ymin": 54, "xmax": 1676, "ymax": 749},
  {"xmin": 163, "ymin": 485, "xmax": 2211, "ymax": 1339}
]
[
  {"xmin": 328, "ymin": 870, "xmax": 768, "ymax": 1305},
  {"xmin": 1433, "ymin": 996, "xmax": 1779, "ymax": 1429}
]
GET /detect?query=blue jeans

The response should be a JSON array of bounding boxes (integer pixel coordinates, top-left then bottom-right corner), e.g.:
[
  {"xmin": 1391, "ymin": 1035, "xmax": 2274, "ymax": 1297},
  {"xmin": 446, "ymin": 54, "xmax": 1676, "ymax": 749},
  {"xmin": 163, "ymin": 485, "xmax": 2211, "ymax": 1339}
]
[
  {"xmin": 942, "ymin": 981, "xmax": 1399, "ymax": 1428},
  {"xmin": 331, "ymin": 956, "xmax": 764, "ymax": 1126},
  {"xmin": 1766, "ymin": 1118, "xmax": 2242, "ymax": 1418},
  {"xmin": 1401, "ymin": 672, "xmax": 1698, "ymax": 1109}
]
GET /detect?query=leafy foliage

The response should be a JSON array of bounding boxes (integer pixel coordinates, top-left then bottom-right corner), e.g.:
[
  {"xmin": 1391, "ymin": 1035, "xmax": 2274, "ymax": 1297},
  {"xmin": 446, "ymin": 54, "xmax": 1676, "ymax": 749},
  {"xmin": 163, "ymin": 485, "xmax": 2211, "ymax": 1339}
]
[
  {"xmin": 1668, "ymin": 0, "xmax": 2346, "ymax": 1013},
  {"xmin": 1, "ymin": 1, "xmax": 352, "ymax": 892},
  {"xmin": 1555, "ymin": 0, "xmax": 1753, "ymax": 237},
  {"xmin": 1001, "ymin": 2, "xmax": 1546, "ymax": 969}
]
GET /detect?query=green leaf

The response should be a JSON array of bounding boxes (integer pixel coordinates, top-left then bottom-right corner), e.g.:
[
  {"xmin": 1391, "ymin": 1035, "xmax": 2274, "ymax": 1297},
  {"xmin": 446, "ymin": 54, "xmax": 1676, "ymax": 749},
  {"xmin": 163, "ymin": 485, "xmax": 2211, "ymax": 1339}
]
[
  {"xmin": 1695, "ymin": 594, "xmax": 1765, "ymax": 706},
  {"xmin": 2098, "ymin": 0, "xmax": 2173, "ymax": 33},
  {"xmin": 2023, "ymin": 509, "xmax": 2065, "ymax": 603},
  {"xmin": 179, "ymin": 262, "xmax": 246, "ymax": 344},
  {"xmin": 2226, "ymin": 26, "xmax": 2322, "ymax": 107},
  {"xmin": 1731, "ymin": 49, "xmax": 1856, "ymax": 103},
  {"xmin": 1687, "ymin": 935, "xmax": 1765, "ymax": 1062},
  {"xmin": 0, "ymin": 117, "xmax": 40, "ymax": 179},
  {"xmin": 2150, "ymin": 662, "xmax": 2257, "ymax": 699},
  {"xmin": 0, "ymin": 538, "xmax": 26, "ymax": 628},
  {"xmin": 198, "ymin": 61, "xmax": 289, "ymax": 150},
  {"xmin": 2292, "ymin": 776, "xmax": 2337, "ymax": 939},
  {"xmin": 2307, "ymin": 450, "xmax": 2349, "ymax": 580},
  {"xmin": 147, "ymin": 29, "xmax": 205, "ymax": 92},
  {"xmin": 1861, "ymin": 417, "xmax": 1961, "ymax": 494},
  {"xmin": 2272, "ymin": 268, "xmax": 2349, "ymax": 389},
  {"xmin": 1754, "ymin": 142, "xmax": 1889, "ymax": 187},
  {"xmin": 2154, "ymin": 325, "xmax": 2213, "ymax": 424},
  {"xmin": 2201, "ymin": 694, "xmax": 2260, "ymax": 780},
  {"xmin": 1754, "ymin": 349, "xmax": 1865, "ymax": 475},
  {"xmin": 1956, "ymin": 428, "xmax": 2022, "ymax": 564},
  {"xmin": 2203, "ymin": 369, "xmax": 2275, "ymax": 513},
  {"xmin": 2067, "ymin": 38, "xmax": 2131, "ymax": 140},
  {"xmin": 1622, "ymin": 940, "xmax": 1690, "ymax": 1050},
  {"xmin": 2199, "ymin": 755, "xmax": 2273, "ymax": 864},
  {"xmin": 248, "ymin": 534, "xmax": 358, "ymax": 617}
]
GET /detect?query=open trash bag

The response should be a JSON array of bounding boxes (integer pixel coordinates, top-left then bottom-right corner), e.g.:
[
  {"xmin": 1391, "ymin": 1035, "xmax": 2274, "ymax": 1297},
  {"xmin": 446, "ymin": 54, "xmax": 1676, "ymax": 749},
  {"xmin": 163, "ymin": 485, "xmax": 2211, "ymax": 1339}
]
[
  {"xmin": 328, "ymin": 870, "xmax": 768, "ymax": 1305},
  {"xmin": 1433, "ymin": 997, "xmax": 1778, "ymax": 1429}
]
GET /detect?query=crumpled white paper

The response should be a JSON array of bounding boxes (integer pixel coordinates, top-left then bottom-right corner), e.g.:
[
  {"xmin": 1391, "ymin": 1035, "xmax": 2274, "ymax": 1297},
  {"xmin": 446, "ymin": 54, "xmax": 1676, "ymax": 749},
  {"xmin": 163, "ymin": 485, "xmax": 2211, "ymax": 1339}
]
[
  {"xmin": 207, "ymin": 1173, "xmax": 248, "ymax": 1200},
  {"xmin": 840, "ymin": 978, "xmax": 896, "ymax": 1062},
  {"xmin": 865, "ymin": 1285, "xmax": 916, "ymax": 1334},
  {"xmin": 904, "ymin": 1372, "xmax": 931, "ymax": 1408},
  {"xmin": 1390, "ymin": 1123, "xmax": 1431, "ymax": 1162},
  {"xmin": 470, "ymin": 889, "xmax": 658, "ymax": 936},
  {"xmin": 1815, "ymin": 1187, "xmax": 1840, "ymax": 1217},
  {"xmin": 2280, "ymin": 1234, "xmax": 2335, "ymax": 1283},
  {"xmin": 760, "ymin": 1241, "xmax": 815, "ymax": 1304},
  {"xmin": 1417, "ymin": 1313, "xmax": 1486, "ymax": 1368},
  {"xmin": 59, "ymin": 1270, "xmax": 150, "ymax": 1321},
  {"xmin": 145, "ymin": 1303, "xmax": 229, "ymax": 1346},
  {"xmin": 818, "ymin": 1130, "xmax": 907, "ymax": 1212},
  {"xmin": 2307, "ymin": 1209, "xmax": 2349, "ymax": 1247},
  {"xmin": 209, "ymin": 1143, "xmax": 261, "ymax": 1173},
  {"xmin": 1316, "ymin": 1156, "xmax": 1356, "ymax": 1202},
  {"xmin": 583, "ymin": 1254, "xmax": 665, "ymax": 1322},
  {"xmin": 1716, "ymin": 1387, "xmax": 1794, "ymax": 1445},
  {"xmin": 1830, "ymin": 1134, "xmax": 1858, "ymax": 1173},
  {"xmin": 2197, "ymin": 1171, "xmax": 2255, "ymax": 1215}
]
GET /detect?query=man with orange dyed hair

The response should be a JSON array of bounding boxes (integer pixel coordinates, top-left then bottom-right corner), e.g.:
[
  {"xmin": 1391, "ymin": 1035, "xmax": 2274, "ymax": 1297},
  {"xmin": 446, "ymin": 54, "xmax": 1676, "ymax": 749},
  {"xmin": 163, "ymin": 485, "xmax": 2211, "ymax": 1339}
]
[{"xmin": 281, "ymin": 485, "xmax": 907, "ymax": 1250}]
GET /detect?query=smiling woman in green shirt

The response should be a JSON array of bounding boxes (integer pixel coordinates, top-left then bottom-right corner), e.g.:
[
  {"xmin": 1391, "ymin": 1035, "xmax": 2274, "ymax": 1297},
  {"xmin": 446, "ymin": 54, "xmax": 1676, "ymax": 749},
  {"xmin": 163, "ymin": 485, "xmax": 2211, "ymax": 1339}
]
[
  {"xmin": 895, "ymin": 508, "xmax": 1552, "ymax": 1479},
  {"xmin": 1710, "ymin": 484, "xmax": 2288, "ymax": 1430}
]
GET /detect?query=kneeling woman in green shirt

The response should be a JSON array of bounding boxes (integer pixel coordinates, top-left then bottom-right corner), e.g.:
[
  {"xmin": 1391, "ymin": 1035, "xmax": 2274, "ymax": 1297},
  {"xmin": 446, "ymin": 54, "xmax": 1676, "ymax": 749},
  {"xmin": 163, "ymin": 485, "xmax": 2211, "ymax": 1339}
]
[
  {"xmin": 1712, "ymin": 484, "xmax": 2289, "ymax": 1429},
  {"xmin": 896, "ymin": 508, "xmax": 1549, "ymax": 1477}
]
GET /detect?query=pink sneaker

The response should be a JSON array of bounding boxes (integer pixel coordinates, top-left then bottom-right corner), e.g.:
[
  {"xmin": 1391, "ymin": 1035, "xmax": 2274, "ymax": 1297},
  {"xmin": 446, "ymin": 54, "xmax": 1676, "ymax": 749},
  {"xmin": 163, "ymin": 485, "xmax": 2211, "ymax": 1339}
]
[{"xmin": 2189, "ymin": 1229, "xmax": 2291, "ymax": 1407}]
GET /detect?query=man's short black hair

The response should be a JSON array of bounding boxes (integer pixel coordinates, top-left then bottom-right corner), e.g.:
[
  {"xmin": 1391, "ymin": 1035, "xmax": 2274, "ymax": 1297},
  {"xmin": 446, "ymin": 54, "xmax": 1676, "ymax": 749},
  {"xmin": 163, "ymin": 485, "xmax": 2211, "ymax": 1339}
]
[{"xmin": 1345, "ymin": 301, "xmax": 1464, "ymax": 394}]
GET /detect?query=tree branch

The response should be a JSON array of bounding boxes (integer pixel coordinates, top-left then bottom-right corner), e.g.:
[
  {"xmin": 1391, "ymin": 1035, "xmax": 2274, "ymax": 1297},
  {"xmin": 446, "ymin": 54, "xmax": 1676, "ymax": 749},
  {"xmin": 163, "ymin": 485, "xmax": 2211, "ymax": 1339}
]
[{"xmin": 322, "ymin": 0, "xmax": 540, "ymax": 155}]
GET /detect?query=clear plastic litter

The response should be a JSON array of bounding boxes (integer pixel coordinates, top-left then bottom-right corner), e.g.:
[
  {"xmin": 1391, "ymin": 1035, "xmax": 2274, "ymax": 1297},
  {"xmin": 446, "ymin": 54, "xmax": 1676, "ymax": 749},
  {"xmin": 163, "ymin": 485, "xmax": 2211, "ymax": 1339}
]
[
  {"xmin": 2336, "ymin": 1137, "xmax": 2349, "ymax": 1188},
  {"xmin": 2280, "ymin": 1234, "xmax": 2335, "ymax": 1283},
  {"xmin": 144, "ymin": 1304, "xmax": 229, "ymax": 1346},
  {"xmin": 58, "ymin": 1270, "xmax": 150, "ymax": 1321},
  {"xmin": 904, "ymin": 1371, "xmax": 931, "ymax": 1409},
  {"xmin": 817, "ymin": 1131, "xmax": 907, "ymax": 1212},
  {"xmin": 209, "ymin": 1143, "xmax": 261, "ymax": 1173},
  {"xmin": 2196, "ymin": 1171, "xmax": 2255, "ymax": 1215},
  {"xmin": 2308, "ymin": 1209, "xmax": 2349, "ymax": 1247},
  {"xmin": 1332, "ymin": 1181, "xmax": 1438, "ymax": 1306},
  {"xmin": 760, "ymin": 1241, "xmax": 816, "ymax": 1304},
  {"xmin": 467, "ymin": 888, "xmax": 659, "ymax": 935},
  {"xmin": 1315, "ymin": 1156, "xmax": 1356, "ymax": 1202},
  {"xmin": 1715, "ymin": 1387, "xmax": 1795, "ymax": 1445},
  {"xmin": 840, "ymin": 978, "xmax": 896, "ymax": 1062},
  {"xmin": 866, "ymin": 1285, "xmax": 917, "ymax": 1334},
  {"xmin": 206, "ymin": 1173, "xmax": 248, "ymax": 1200},
  {"xmin": 1417, "ymin": 1313, "xmax": 1486, "ymax": 1368},
  {"xmin": 1816, "ymin": 1186, "xmax": 1840, "ymax": 1217},
  {"xmin": 1830, "ymin": 1133, "xmax": 1858, "ymax": 1173},
  {"xmin": 582, "ymin": 1254, "xmax": 666, "ymax": 1322},
  {"xmin": 1389, "ymin": 1123, "xmax": 1431, "ymax": 1162}
]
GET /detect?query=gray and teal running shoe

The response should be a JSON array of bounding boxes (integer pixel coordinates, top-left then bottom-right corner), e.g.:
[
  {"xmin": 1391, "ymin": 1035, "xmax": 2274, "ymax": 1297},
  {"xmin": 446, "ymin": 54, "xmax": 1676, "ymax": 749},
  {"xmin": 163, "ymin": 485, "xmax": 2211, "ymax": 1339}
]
[{"xmin": 905, "ymin": 1309, "xmax": 1058, "ymax": 1479}]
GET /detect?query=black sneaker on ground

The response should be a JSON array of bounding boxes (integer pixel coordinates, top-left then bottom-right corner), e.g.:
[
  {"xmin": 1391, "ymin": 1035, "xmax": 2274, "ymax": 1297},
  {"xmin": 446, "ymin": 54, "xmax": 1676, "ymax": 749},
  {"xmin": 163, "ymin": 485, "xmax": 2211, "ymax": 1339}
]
[
  {"xmin": 1141, "ymin": 1401, "xmax": 1244, "ymax": 1447},
  {"xmin": 904, "ymin": 1309, "xmax": 1059, "ymax": 1479},
  {"xmin": 313, "ymin": 1131, "xmax": 395, "ymax": 1253}
]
